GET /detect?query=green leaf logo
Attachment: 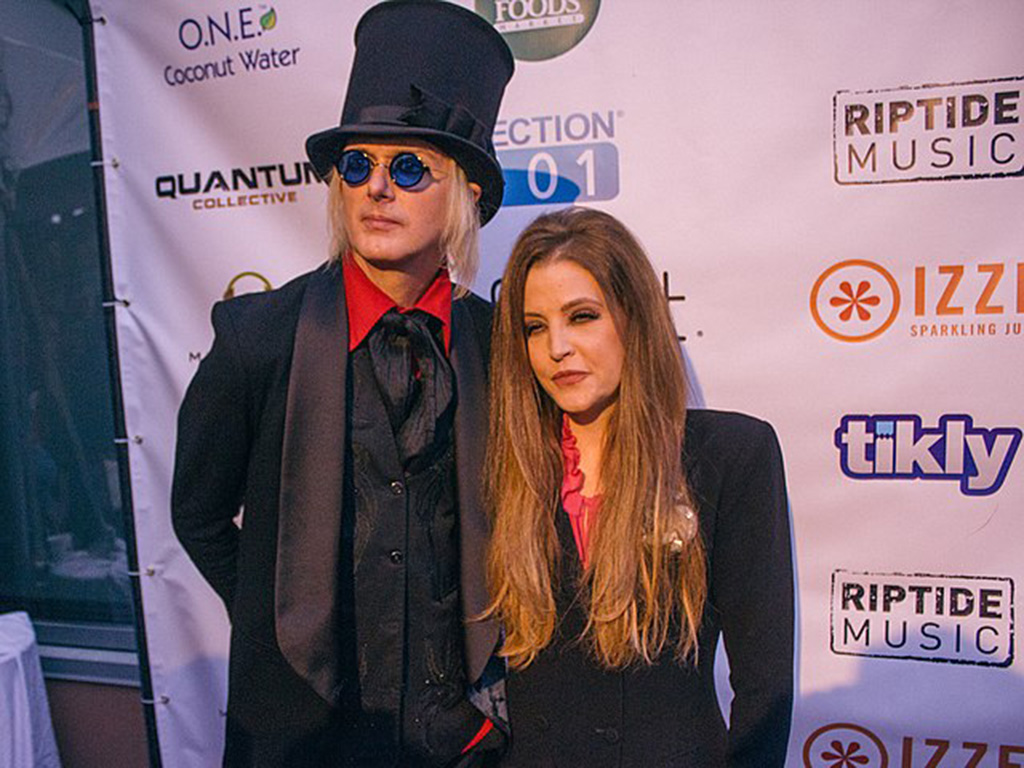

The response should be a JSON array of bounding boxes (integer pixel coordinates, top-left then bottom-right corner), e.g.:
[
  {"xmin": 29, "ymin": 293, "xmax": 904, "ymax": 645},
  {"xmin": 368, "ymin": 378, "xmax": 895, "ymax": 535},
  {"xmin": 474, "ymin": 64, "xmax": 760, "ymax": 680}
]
[{"xmin": 260, "ymin": 8, "xmax": 277, "ymax": 31}]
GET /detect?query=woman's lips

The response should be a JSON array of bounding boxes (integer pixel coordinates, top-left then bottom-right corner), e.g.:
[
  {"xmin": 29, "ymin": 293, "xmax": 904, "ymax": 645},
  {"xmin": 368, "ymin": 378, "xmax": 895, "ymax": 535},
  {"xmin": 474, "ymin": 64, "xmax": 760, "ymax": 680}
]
[{"xmin": 552, "ymin": 370, "xmax": 588, "ymax": 386}]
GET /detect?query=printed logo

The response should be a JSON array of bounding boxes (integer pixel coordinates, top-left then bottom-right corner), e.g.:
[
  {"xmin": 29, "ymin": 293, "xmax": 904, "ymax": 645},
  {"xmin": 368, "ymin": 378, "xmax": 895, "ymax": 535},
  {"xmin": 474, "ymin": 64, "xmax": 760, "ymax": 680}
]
[
  {"xmin": 223, "ymin": 271, "xmax": 273, "ymax": 299},
  {"xmin": 489, "ymin": 269, "xmax": 696, "ymax": 343},
  {"xmin": 495, "ymin": 110, "xmax": 620, "ymax": 206},
  {"xmin": 834, "ymin": 414, "xmax": 1021, "ymax": 496},
  {"xmin": 803, "ymin": 723, "xmax": 888, "ymax": 768},
  {"xmin": 811, "ymin": 259, "xmax": 1024, "ymax": 342},
  {"xmin": 811, "ymin": 260, "xmax": 900, "ymax": 342},
  {"xmin": 834, "ymin": 76, "xmax": 1023, "ymax": 184},
  {"xmin": 831, "ymin": 570, "xmax": 1015, "ymax": 667},
  {"xmin": 803, "ymin": 722, "xmax": 1024, "ymax": 767},
  {"xmin": 164, "ymin": 5, "xmax": 301, "ymax": 88},
  {"xmin": 475, "ymin": 0, "xmax": 600, "ymax": 61},
  {"xmin": 154, "ymin": 160, "xmax": 320, "ymax": 212}
]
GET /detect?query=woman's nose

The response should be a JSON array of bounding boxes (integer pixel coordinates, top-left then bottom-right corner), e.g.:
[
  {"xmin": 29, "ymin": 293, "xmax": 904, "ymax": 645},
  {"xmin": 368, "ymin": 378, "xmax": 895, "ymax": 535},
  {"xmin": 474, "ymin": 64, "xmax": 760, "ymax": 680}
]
[{"xmin": 547, "ymin": 326, "xmax": 572, "ymax": 361}]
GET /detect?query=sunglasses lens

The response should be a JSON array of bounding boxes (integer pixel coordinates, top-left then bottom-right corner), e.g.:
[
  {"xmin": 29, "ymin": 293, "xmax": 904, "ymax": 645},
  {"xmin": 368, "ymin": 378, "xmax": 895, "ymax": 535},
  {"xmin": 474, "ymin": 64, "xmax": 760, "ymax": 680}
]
[
  {"xmin": 338, "ymin": 150, "xmax": 372, "ymax": 185},
  {"xmin": 390, "ymin": 153, "xmax": 427, "ymax": 188}
]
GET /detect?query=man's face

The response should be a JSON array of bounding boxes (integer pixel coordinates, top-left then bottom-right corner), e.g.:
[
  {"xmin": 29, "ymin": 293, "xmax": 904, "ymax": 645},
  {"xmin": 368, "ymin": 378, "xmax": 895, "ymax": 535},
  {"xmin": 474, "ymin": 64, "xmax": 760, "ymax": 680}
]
[{"xmin": 340, "ymin": 138, "xmax": 474, "ymax": 278}]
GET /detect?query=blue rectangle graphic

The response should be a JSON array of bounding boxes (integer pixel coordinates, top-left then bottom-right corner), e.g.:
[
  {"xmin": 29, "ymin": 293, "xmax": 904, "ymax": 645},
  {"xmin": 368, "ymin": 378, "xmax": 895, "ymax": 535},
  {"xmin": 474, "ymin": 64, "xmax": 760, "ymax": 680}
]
[{"xmin": 498, "ymin": 142, "xmax": 619, "ymax": 207}]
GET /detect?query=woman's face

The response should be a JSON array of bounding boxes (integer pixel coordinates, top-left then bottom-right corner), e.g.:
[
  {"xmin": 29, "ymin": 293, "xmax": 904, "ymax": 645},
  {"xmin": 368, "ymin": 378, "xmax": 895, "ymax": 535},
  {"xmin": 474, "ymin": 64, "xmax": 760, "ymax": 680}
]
[{"xmin": 523, "ymin": 259, "xmax": 626, "ymax": 426}]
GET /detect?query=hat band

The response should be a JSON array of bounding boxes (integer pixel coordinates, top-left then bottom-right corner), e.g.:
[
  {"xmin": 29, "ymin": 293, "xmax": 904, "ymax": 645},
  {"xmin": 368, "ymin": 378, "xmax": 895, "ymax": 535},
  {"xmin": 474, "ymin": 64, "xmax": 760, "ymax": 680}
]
[{"xmin": 356, "ymin": 85, "xmax": 494, "ymax": 155}]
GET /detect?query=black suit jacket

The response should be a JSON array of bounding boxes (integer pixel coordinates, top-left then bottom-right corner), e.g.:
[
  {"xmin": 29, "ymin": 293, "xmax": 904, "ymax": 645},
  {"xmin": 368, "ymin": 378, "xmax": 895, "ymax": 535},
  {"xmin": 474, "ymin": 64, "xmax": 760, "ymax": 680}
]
[
  {"xmin": 171, "ymin": 264, "xmax": 498, "ymax": 756},
  {"xmin": 502, "ymin": 410, "xmax": 794, "ymax": 767}
]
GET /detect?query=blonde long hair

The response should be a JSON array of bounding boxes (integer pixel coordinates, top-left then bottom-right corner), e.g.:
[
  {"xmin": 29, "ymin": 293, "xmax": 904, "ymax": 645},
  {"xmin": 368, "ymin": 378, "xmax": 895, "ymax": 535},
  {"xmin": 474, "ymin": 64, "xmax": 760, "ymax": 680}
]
[
  {"xmin": 485, "ymin": 207, "xmax": 706, "ymax": 669},
  {"xmin": 326, "ymin": 153, "xmax": 481, "ymax": 292}
]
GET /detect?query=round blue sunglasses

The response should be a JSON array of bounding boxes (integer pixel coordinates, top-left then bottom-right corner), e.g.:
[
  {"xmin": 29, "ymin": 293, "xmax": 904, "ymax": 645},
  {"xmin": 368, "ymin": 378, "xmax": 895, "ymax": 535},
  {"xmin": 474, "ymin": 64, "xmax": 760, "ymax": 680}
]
[{"xmin": 335, "ymin": 149, "xmax": 432, "ymax": 188}]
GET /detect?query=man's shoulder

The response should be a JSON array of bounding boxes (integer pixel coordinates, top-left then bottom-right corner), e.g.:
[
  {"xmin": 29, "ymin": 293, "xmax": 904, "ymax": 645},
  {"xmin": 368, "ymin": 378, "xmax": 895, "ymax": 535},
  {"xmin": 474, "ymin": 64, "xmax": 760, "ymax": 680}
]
[
  {"xmin": 209, "ymin": 265, "xmax": 331, "ymax": 359},
  {"xmin": 454, "ymin": 289, "xmax": 493, "ymax": 321},
  {"xmin": 453, "ymin": 290, "xmax": 494, "ymax": 356},
  {"xmin": 220, "ymin": 268, "xmax": 315, "ymax": 314},
  {"xmin": 216, "ymin": 267, "xmax": 318, "ymax": 322}
]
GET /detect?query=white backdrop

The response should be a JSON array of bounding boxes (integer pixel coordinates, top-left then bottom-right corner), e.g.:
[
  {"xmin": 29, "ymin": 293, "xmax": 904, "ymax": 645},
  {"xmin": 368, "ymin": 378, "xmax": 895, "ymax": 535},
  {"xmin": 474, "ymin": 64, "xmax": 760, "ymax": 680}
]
[{"xmin": 90, "ymin": 1, "xmax": 1024, "ymax": 765}]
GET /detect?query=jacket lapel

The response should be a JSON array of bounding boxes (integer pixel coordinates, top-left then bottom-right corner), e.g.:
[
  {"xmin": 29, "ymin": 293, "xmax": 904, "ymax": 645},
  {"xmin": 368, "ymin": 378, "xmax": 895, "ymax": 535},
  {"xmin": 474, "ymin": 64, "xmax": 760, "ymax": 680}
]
[
  {"xmin": 450, "ymin": 299, "xmax": 499, "ymax": 683},
  {"xmin": 275, "ymin": 265, "xmax": 348, "ymax": 704},
  {"xmin": 275, "ymin": 276, "xmax": 497, "ymax": 698}
]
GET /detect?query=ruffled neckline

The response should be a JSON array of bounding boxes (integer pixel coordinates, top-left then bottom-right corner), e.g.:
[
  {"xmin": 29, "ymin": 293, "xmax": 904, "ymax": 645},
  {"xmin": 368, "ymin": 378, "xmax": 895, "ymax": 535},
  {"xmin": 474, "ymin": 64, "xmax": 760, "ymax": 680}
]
[
  {"xmin": 561, "ymin": 416, "xmax": 585, "ymax": 507},
  {"xmin": 560, "ymin": 415, "xmax": 600, "ymax": 568}
]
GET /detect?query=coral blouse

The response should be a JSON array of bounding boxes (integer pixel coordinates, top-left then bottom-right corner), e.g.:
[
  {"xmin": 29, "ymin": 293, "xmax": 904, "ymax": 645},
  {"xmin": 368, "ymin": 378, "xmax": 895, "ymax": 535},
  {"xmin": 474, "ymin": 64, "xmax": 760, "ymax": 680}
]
[{"xmin": 560, "ymin": 416, "xmax": 601, "ymax": 568}]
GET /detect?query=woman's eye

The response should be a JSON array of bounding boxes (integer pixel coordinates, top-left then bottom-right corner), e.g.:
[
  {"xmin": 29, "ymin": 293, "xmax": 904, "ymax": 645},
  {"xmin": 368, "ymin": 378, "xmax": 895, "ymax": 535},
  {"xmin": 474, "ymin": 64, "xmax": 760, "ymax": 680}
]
[
  {"xmin": 524, "ymin": 322, "xmax": 544, "ymax": 336},
  {"xmin": 570, "ymin": 310, "xmax": 599, "ymax": 323}
]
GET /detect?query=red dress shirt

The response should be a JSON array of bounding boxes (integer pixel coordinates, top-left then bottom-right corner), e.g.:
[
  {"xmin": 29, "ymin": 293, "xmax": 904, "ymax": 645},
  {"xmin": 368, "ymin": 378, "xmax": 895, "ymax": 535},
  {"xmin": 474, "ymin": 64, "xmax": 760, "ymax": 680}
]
[{"xmin": 343, "ymin": 255, "xmax": 452, "ymax": 353}]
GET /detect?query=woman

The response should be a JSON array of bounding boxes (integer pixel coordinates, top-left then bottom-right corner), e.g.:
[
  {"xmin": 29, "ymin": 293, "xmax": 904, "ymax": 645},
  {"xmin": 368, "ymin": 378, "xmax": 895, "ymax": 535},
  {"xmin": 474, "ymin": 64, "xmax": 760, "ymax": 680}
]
[{"xmin": 485, "ymin": 207, "xmax": 794, "ymax": 767}]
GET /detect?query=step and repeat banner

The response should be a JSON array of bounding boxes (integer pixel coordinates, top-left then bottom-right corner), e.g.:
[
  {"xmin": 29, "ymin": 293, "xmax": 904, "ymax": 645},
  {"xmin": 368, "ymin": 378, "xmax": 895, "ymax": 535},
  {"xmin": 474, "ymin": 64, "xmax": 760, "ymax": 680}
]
[{"xmin": 90, "ymin": 1, "xmax": 1023, "ymax": 765}]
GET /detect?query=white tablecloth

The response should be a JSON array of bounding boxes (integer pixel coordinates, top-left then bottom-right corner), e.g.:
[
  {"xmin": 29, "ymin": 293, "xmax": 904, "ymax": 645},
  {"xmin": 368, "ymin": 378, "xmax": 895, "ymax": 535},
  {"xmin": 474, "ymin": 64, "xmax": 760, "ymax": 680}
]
[{"xmin": 0, "ymin": 612, "xmax": 61, "ymax": 768}]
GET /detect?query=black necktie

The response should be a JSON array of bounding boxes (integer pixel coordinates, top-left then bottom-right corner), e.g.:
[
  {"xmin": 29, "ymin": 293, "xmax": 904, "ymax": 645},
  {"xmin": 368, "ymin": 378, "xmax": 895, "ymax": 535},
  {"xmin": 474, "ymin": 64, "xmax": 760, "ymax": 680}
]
[{"xmin": 366, "ymin": 308, "xmax": 454, "ymax": 467}]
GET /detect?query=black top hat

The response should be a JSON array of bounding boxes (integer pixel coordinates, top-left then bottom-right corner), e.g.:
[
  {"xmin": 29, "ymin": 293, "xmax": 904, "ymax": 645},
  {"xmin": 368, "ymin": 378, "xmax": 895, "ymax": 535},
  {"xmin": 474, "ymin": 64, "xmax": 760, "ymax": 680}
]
[{"xmin": 305, "ymin": 0, "xmax": 514, "ymax": 224}]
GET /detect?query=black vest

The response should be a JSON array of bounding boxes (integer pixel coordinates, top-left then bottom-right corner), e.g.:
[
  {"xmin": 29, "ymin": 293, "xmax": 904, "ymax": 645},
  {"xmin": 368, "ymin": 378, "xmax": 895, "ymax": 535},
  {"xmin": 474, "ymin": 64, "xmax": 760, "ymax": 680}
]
[{"xmin": 336, "ymin": 346, "xmax": 466, "ymax": 764}]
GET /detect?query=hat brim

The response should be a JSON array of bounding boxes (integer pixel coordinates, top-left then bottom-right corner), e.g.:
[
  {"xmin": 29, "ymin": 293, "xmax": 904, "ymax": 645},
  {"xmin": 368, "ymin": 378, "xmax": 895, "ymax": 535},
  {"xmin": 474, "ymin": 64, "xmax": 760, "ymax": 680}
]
[{"xmin": 305, "ymin": 124, "xmax": 504, "ymax": 225}]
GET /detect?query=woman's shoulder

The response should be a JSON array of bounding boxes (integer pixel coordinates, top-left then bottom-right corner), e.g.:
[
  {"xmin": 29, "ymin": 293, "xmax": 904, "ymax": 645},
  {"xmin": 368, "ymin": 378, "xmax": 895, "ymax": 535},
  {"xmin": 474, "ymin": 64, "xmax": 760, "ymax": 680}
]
[
  {"xmin": 684, "ymin": 408, "xmax": 782, "ymax": 468},
  {"xmin": 686, "ymin": 408, "xmax": 776, "ymax": 442}
]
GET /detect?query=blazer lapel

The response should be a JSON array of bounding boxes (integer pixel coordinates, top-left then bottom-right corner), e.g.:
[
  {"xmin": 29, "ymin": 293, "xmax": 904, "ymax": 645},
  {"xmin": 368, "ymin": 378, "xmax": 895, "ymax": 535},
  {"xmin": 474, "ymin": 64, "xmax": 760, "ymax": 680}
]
[
  {"xmin": 275, "ymin": 265, "xmax": 348, "ymax": 704},
  {"xmin": 450, "ymin": 299, "xmax": 499, "ymax": 683}
]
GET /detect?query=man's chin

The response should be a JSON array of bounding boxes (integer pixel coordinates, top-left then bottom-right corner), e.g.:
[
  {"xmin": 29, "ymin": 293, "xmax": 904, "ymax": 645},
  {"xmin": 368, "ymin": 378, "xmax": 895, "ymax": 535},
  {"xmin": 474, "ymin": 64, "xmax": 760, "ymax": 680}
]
[{"xmin": 351, "ymin": 247, "xmax": 441, "ymax": 276}]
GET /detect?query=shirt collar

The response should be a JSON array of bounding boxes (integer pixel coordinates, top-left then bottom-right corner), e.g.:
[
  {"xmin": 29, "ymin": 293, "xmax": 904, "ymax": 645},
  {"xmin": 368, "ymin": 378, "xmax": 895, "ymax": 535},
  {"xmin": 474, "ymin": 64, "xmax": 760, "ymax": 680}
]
[{"xmin": 343, "ymin": 255, "xmax": 452, "ymax": 353}]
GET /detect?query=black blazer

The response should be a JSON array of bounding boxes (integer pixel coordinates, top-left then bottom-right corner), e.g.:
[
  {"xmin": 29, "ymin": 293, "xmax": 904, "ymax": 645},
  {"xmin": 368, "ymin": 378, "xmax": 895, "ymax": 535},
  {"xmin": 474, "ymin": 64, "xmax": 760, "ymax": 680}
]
[
  {"xmin": 502, "ymin": 410, "xmax": 794, "ymax": 768},
  {"xmin": 171, "ymin": 265, "xmax": 498, "ymax": 760}
]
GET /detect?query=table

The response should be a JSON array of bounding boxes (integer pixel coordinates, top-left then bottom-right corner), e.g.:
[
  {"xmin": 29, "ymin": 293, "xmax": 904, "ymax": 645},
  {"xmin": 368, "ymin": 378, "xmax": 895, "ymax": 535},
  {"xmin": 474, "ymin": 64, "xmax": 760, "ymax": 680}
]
[{"xmin": 0, "ymin": 612, "xmax": 62, "ymax": 768}]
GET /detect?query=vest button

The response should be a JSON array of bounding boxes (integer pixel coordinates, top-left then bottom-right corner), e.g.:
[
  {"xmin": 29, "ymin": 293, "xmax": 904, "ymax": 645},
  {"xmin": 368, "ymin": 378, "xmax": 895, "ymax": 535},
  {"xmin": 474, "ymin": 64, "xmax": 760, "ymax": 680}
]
[
  {"xmin": 390, "ymin": 481, "xmax": 405, "ymax": 496},
  {"xmin": 596, "ymin": 726, "xmax": 621, "ymax": 745},
  {"xmin": 534, "ymin": 715, "xmax": 550, "ymax": 731},
  {"xmin": 389, "ymin": 549, "xmax": 404, "ymax": 564}
]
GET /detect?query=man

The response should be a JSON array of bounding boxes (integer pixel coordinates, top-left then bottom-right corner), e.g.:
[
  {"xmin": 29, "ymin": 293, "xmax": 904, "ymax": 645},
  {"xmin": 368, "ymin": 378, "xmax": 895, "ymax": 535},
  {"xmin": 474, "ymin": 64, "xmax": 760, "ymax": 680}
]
[{"xmin": 171, "ymin": 3, "xmax": 514, "ymax": 765}]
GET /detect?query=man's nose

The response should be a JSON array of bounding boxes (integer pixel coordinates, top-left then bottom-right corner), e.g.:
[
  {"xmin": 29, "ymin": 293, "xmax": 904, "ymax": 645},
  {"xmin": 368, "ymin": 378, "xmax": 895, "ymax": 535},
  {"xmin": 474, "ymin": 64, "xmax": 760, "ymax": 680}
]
[{"xmin": 366, "ymin": 163, "xmax": 394, "ymax": 200}]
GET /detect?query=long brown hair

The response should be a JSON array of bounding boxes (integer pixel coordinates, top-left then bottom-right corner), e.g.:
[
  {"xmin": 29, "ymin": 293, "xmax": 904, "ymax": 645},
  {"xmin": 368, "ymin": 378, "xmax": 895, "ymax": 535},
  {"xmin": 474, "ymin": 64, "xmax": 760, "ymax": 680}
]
[{"xmin": 485, "ymin": 207, "xmax": 707, "ymax": 669}]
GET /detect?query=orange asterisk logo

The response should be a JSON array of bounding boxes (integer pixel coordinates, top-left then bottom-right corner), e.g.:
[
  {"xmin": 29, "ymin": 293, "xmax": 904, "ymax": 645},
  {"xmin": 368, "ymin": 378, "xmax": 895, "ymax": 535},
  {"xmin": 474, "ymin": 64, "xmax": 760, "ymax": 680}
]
[
  {"xmin": 829, "ymin": 280, "xmax": 881, "ymax": 322},
  {"xmin": 821, "ymin": 739, "xmax": 871, "ymax": 767}
]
